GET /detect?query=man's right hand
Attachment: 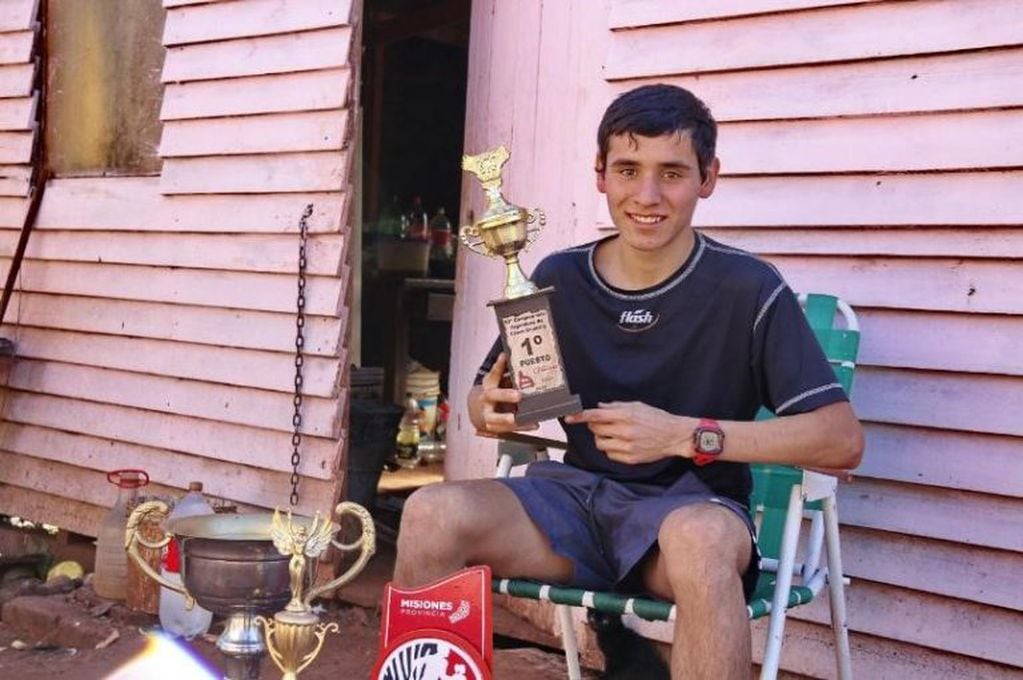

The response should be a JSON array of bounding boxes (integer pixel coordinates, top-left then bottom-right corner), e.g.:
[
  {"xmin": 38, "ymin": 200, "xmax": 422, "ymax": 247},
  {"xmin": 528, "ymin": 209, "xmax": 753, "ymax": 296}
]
[{"xmin": 470, "ymin": 352, "xmax": 539, "ymax": 434}]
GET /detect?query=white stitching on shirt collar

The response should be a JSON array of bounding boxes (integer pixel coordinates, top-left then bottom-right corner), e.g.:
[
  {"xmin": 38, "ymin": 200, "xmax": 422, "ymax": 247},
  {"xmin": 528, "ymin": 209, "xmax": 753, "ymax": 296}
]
[{"xmin": 587, "ymin": 232, "xmax": 707, "ymax": 301}]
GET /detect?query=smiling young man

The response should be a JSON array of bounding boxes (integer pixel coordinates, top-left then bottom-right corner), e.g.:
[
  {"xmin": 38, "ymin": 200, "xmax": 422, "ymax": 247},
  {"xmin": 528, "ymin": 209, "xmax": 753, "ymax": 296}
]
[{"xmin": 394, "ymin": 84, "xmax": 864, "ymax": 679}]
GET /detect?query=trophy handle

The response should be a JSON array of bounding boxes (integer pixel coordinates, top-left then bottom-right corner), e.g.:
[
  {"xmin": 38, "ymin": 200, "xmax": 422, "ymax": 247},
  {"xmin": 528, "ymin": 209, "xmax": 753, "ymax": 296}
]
[
  {"xmin": 458, "ymin": 224, "xmax": 494, "ymax": 257},
  {"xmin": 125, "ymin": 500, "xmax": 194, "ymax": 606},
  {"xmin": 296, "ymin": 622, "xmax": 340, "ymax": 674},
  {"xmin": 525, "ymin": 208, "xmax": 546, "ymax": 249},
  {"xmin": 303, "ymin": 501, "xmax": 376, "ymax": 604}
]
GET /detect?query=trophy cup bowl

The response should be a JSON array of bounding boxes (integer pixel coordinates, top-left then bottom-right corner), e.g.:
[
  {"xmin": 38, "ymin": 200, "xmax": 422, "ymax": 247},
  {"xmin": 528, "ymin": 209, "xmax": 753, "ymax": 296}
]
[{"xmin": 126, "ymin": 501, "xmax": 375, "ymax": 680}]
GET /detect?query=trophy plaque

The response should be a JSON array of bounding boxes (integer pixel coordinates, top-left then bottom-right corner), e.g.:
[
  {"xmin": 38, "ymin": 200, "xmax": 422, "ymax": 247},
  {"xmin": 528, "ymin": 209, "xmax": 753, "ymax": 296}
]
[{"xmin": 461, "ymin": 146, "xmax": 581, "ymax": 423}]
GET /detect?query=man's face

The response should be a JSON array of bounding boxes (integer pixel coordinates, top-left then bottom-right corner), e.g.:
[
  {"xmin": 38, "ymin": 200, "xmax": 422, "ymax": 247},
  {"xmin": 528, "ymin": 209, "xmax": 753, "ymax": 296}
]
[{"xmin": 596, "ymin": 132, "xmax": 718, "ymax": 253}]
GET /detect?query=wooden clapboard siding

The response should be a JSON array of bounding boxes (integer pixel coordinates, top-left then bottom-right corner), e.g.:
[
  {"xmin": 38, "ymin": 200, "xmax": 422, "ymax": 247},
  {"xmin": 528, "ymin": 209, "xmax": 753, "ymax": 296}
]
[
  {"xmin": 37, "ymin": 177, "xmax": 345, "ymax": 232},
  {"xmin": 0, "ymin": 94, "xmax": 35, "ymax": 130},
  {"xmin": 5, "ymin": 391, "xmax": 340, "ymax": 481},
  {"xmin": 628, "ymin": 47, "xmax": 1023, "ymax": 122},
  {"xmin": 16, "ymin": 231, "xmax": 345, "ymax": 275},
  {"xmin": 858, "ymin": 423, "xmax": 1022, "ymax": 498},
  {"xmin": 0, "ymin": 62, "xmax": 32, "ymax": 97},
  {"xmin": 8, "ymin": 292, "xmax": 344, "ymax": 356},
  {"xmin": 0, "ymin": 30, "xmax": 33, "ymax": 65},
  {"xmin": 162, "ymin": 68, "xmax": 350, "ymax": 120},
  {"xmin": 161, "ymin": 151, "xmax": 349, "ymax": 194},
  {"xmin": 163, "ymin": 0, "xmax": 352, "ymax": 46},
  {"xmin": 162, "ymin": 27, "xmax": 352, "ymax": 83},
  {"xmin": 7, "ymin": 359, "xmax": 341, "ymax": 437},
  {"xmin": 7, "ymin": 259, "xmax": 344, "ymax": 315},
  {"xmin": 0, "ymin": 0, "xmax": 38, "ymax": 33},
  {"xmin": 1, "ymin": 423, "xmax": 337, "ymax": 512},
  {"xmin": 2, "ymin": 326, "xmax": 342, "ymax": 398},
  {"xmin": 160, "ymin": 109, "xmax": 349, "ymax": 157},
  {"xmin": 450, "ymin": 1, "xmax": 1023, "ymax": 676},
  {"xmin": 0, "ymin": 486, "xmax": 104, "ymax": 540},
  {"xmin": 606, "ymin": 0, "xmax": 1023, "ymax": 79},
  {"xmin": 840, "ymin": 526, "xmax": 1022, "ymax": 611}
]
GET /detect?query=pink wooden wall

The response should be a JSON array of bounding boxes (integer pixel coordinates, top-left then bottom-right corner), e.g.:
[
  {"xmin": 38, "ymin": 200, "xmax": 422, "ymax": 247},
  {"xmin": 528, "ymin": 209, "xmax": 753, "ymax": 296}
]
[
  {"xmin": 0, "ymin": 0, "xmax": 359, "ymax": 530},
  {"xmin": 450, "ymin": 0, "xmax": 1023, "ymax": 676}
]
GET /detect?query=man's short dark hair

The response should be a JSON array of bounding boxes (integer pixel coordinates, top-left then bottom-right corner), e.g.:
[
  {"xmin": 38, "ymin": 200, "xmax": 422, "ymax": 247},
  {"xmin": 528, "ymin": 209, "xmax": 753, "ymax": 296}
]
[{"xmin": 596, "ymin": 84, "xmax": 717, "ymax": 180}]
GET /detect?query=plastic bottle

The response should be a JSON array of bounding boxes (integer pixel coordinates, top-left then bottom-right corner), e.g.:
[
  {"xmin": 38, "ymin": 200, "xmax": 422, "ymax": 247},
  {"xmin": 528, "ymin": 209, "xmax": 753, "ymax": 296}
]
[
  {"xmin": 428, "ymin": 207, "xmax": 455, "ymax": 277},
  {"xmin": 159, "ymin": 482, "xmax": 215, "ymax": 638},
  {"xmin": 405, "ymin": 196, "xmax": 429, "ymax": 241},
  {"xmin": 378, "ymin": 195, "xmax": 405, "ymax": 238},
  {"xmin": 94, "ymin": 469, "xmax": 149, "ymax": 600},
  {"xmin": 395, "ymin": 392, "xmax": 422, "ymax": 469}
]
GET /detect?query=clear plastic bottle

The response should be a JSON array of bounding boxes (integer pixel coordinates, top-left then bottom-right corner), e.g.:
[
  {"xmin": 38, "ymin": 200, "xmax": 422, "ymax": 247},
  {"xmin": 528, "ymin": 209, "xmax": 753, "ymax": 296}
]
[
  {"xmin": 94, "ymin": 469, "xmax": 149, "ymax": 600},
  {"xmin": 395, "ymin": 393, "xmax": 422, "ymax": 469},
  {"xmin": 158, "ymin": 482, "xmax": 214, "ymax": 638},
  {"xmin": 405, "ymin": 196, "xmax": 429, "ymax": 241},
  {"xmin": 428, "ymin": 207, "xmax": 455, "ymax": 277}
]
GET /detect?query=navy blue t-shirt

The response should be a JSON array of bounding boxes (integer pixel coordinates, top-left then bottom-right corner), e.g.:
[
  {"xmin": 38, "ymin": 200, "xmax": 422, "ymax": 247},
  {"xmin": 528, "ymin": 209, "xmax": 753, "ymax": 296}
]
[{"xmin": 475, "ymin": 231, "xmax": 847, "ymax": 505}]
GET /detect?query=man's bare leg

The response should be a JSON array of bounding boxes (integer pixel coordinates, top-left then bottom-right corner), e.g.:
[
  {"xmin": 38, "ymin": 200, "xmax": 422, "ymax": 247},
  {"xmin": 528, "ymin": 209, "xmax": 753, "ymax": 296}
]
[
  {"xmin": 394, "ymin": 479, "xmax": 573, "ymax": 587},
  {"xmin": 642, "ymin": 503, "xmax": 753, "ymax": 680}
]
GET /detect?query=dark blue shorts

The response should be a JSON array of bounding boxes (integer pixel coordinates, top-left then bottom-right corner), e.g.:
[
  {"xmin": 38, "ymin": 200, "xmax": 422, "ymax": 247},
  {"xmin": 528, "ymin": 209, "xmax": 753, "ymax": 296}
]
[{"xmin": 497, "ymin": 460, "xmax": 761, "ymax": 601}]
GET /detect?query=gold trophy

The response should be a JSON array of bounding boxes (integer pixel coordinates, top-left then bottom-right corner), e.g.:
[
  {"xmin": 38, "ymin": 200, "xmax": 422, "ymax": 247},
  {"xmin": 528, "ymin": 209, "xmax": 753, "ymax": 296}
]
[
  {"xmin": 125, "ymin": 501, "xmax": 375, "ymax": 680},
  {"xmin": 461, "ymin": 145, "xmax": 581, "ymax": 422}
]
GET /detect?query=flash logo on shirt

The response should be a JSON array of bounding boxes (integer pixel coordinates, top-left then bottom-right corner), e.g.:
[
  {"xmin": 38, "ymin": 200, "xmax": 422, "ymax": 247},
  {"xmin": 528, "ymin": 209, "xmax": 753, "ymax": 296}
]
[{"xmin": 618, "ymin": 309, "xmax": 659, "ymax": 332}]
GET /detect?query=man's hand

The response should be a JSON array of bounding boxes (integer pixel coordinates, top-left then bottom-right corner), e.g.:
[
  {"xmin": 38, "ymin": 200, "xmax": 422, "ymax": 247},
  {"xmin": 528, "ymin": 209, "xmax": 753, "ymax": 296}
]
[
  {"xmin": 565, "ymin": 401, "xmax": 694, "ymax": 464},
  {"xmin": 470, "ymin": 353, "xmax": 539, "ymax": 434}
]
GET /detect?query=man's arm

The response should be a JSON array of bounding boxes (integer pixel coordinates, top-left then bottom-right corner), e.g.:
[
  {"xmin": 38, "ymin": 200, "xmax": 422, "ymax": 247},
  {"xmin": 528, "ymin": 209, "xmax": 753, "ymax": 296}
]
[{"xmin": 565, "ymin": 400, "xmax": 863, "ymax": 471}]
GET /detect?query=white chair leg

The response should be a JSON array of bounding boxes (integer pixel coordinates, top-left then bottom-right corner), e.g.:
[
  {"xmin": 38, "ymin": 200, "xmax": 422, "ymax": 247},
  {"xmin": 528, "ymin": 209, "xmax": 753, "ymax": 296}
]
[
  {"xmin": 495, "ymin": 453, "xmax": 513, "ymax": 479},
  {"xmin": 760, "ymin": 485, "xmax": 805, "ymax": 680},
  {"xmin": 556, "ymin": 604, "xmax": 582, "ymax": 680},
  {"xmin": 822, "ymin": 494, "xmax": 853, "ymax": 680}
]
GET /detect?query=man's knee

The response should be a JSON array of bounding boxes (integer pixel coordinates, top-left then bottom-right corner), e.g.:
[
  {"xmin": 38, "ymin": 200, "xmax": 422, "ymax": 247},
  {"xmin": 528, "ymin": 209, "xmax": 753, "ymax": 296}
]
[
  {"xmin": 399, "ymin": 481, "xmax": 491, "ymax": 544},
  {"xmin": 657, "ymin": 504, "xmax": 750, "ymax": 584}
]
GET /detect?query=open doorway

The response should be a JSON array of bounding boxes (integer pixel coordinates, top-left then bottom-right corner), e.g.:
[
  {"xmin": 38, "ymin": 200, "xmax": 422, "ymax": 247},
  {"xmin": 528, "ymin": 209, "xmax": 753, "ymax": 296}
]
[{"xmin": 347, "ymin": 0, "xmax": 471, "ymax": 521}]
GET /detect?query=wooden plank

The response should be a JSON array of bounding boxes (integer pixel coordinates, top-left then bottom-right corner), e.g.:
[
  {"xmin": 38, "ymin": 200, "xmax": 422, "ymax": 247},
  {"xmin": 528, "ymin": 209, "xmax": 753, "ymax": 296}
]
[
  {"xmin": 162, "ymin": 27, "xmax": 352, "ymax": 83},
  {"xmin": 0, "ymin": 194, "xmax": 28, "ymax": 225},
  {"xmin": 766, "ymin": 256, "xmax": 1023, "ymax": 315},
  {"xmin": 0, "ymin": 175, "xmax": 27, "ymax": 196},
  {"xmin": 15, "ymin": 231, "xmax": 345, "ymax": 276},
  {"xmin": 160, "ymin": 151, "xmax": 348, "ymax": 194},
  {"xmin": 750, "ymin": 618, "xmax": 1023, "ymax": 680},
  {"xmin": 1, "ymin": 422, "xmax": 338, "ymax": 514},
  {"xmin": 693, "ymin": 172, "xmax": 1023, "ymax": 227},
  {"xmin": 718, "ymin": 110, "xmax": 1023, "ymax": 175},
  {"xmin": 164, "ymin": 0, "xmax": 352, "ymax": 46},
  {"xmin": 858, "ymin": 423, "xmax": 1022, "ymax": 499},
  {"xmin": 7, "ymin": 292, "xmax": 343, "ymax": 355},
  {"xmin": 0, "ymin": 0, "xmax": 38, "ymax": 33},
  {"xmin": 0, "ymin": 130, "xmax": 31, "ymax": 163},
  {"xmin": 38, "ymin": 176, "xmax": 344, "ymax": 233},
  {"xmin": 857, "ymin": 308, "xmax": 1023, "ymax": 376},
  {"xmin": 4, "ymin": 391, "xmax": 341, "ymax": 480},
  {"xmin": 837, "ymin": 478, "xmax": 1023, "ymax": 552},
  {"xmin": 609, "ymin": 0, "xmax": 877, "ymax": 28},
  {"xmin": 7, "ymin": 359, "xmax": 342, "ymax": 437},
  {"xmin": 606, "ymin": 0, "xmax": 1023, "ymax": 79},
  {"xmin": 703, "ymin": 227, "xmax": 1023, "ymax": 259},
  {"xmin": 8, "ymin": 259, "xmax": 344, "ymax": 315},
  {"xmin": 0, "ymin": 61, "xmax": 33, "ymax": 96},
  {"xmin": 841, "ymin": 526, "xmax": 1022, "ymax": 611},
  {"xmin": 630, "ymin": 47, "xmax": 1023, "ymax": 122},
  {"xmin": 0, "ymin": 163, "xmax": 31, "ymax": 179},
  {"xmin": 3, "ymin": 326, "xmax": 342, "ymax": 398},
  {"xmin": 0, "ymin": 94, "xmax": 34, "ymax": 131},
  {"xmin": 0, "ymin": 484, "xmax": 104, "ymax": 539},
  {"xmin": 161, "ymin": 68, "xmax": 349, "ymax": 120},
  {"xmin": 853, "ymin": 367, "xmax": 1023, "ymax": 437},
  {"xmin": 787, "ymin": 579, "xmax": 1023, "ymax": 666},
  {"xmin": 164, "ymin": 0, "xmax": 233, "ymax": 7},
  {"xmin": 0, "ymin": 30, "xmax": 33, "ymax": 66},
  {"xmin": 160, "ymin": 109, "xmax": 348, "ymax": 157}
]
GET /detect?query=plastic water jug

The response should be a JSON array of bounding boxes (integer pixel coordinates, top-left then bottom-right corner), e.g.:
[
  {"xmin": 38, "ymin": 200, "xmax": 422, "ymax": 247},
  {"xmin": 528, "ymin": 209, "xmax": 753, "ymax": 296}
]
[
  {"xmin": 158, "ymin": 481, "xmax": 215, "ymax": 638},
  {"xmin": 93, "ymin": 469, "xmax": 149, "ymax": 600}
]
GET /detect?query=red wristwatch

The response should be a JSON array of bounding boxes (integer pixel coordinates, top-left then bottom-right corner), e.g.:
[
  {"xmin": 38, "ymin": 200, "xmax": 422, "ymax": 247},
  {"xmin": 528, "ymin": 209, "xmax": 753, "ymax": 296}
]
[{"xmin": 692, "ymin": 418, "xmax": 724, "ymax": 466}]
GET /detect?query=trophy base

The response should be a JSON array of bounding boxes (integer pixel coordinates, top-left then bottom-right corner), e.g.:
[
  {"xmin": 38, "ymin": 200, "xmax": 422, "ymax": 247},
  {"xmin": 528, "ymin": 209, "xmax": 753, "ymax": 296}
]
[{"xmin": 515, "ymin": 391, "xmax": 582, "ymax": 424}]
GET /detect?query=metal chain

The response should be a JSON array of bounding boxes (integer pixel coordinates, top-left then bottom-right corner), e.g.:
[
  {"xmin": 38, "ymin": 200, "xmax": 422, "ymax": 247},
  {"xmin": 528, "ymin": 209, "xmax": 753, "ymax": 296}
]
[{"xmin": 290, "ymin": 204, "xmax": 314, "ymax": 506}]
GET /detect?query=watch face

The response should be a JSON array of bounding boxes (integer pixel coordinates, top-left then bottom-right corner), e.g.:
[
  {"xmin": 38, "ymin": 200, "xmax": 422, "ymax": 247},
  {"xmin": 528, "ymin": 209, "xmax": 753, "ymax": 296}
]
[{"xmin": 697, "ymin": 430, "xmax": 723, "ymax": 454}]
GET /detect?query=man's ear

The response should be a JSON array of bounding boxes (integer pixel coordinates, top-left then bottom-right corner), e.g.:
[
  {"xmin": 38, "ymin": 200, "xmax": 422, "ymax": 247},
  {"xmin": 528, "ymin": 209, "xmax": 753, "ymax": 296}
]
[
  {"xmin": 595, "ymin": 154, "xmax": 606, "ymax": 194},
  {"xmin": 699, "ymin": 157, "xmax": 720, "ymax": 199}
]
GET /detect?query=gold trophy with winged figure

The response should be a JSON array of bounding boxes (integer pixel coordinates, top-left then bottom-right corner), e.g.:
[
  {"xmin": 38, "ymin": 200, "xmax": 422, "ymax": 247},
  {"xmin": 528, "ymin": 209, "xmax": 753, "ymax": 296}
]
[{"xmin": 461, "ymin": 146, "xmax": 581, "ymax": 422}]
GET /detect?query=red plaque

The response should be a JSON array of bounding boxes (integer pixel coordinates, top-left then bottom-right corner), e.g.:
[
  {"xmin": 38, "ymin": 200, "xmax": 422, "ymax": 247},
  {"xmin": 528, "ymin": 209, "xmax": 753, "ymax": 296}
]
[{"xmin": 373, "ymin": 566, "xmax": 493, "ymax": 680}]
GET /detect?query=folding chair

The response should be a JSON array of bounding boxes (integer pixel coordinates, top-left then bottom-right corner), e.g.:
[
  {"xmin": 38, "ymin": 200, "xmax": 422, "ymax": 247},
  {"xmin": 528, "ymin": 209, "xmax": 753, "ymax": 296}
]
[{"xmin": 490, "ymin": 293, "xmax": 859, "ymax": 680}]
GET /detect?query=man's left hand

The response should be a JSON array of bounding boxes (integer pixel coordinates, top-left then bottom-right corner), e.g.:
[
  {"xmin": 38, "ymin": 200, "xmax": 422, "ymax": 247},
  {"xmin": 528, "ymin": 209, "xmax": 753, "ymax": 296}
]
[{"xmin": 564, "ymin": 401, "xmax": 696, "ymax": 464}]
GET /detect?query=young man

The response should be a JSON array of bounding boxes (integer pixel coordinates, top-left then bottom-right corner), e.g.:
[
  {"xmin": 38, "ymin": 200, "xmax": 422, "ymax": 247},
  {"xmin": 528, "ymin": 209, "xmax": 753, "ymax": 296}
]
[{"xmin": 394, "ymin": 84, "xmax": 864, "ymax": 679}]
